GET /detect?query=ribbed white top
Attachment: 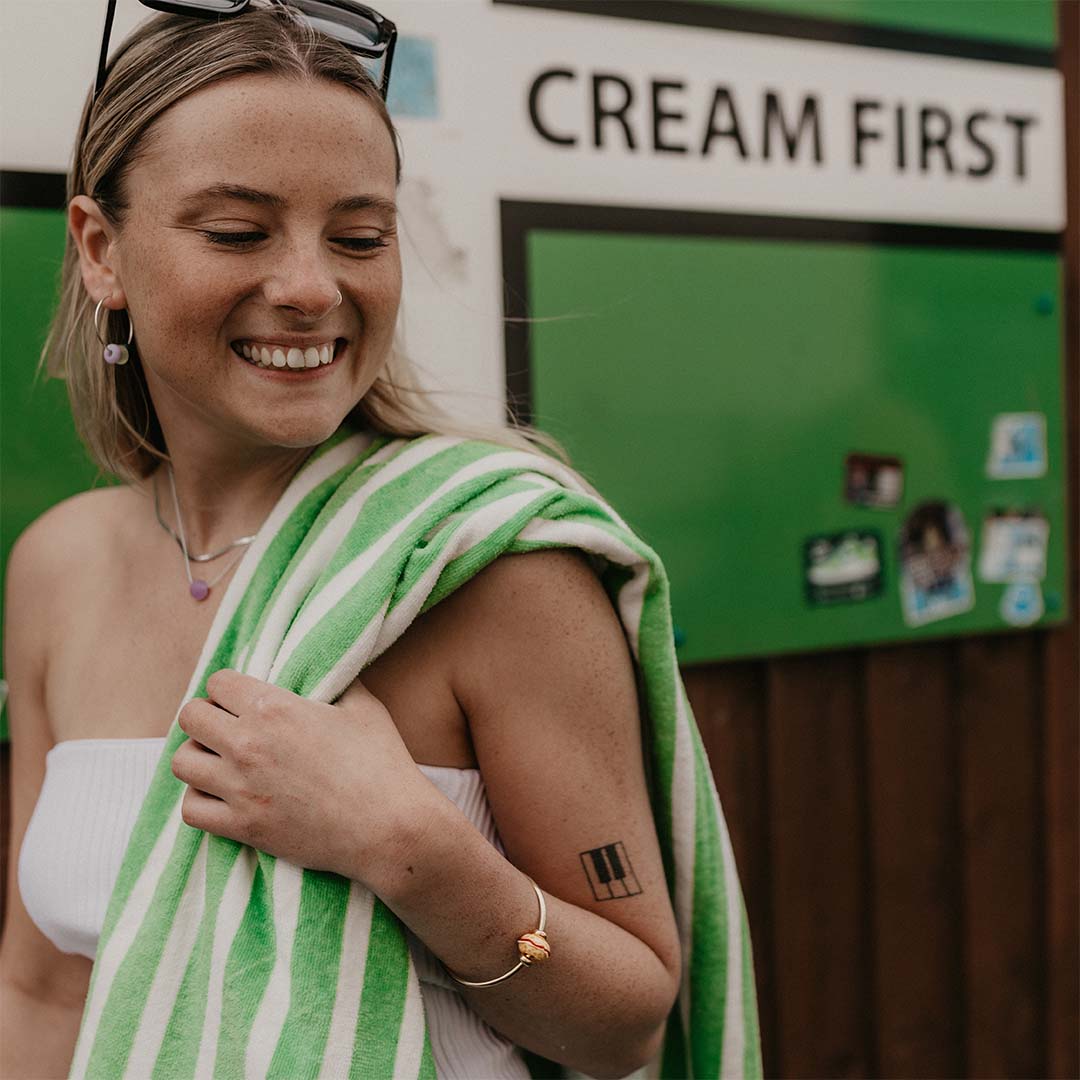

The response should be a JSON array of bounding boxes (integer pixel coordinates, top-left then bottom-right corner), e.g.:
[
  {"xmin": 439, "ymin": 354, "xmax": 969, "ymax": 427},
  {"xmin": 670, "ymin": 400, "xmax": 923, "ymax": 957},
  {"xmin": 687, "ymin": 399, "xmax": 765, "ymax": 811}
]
[{"xmin": 18, "ymin": 738, "xmax": 529, "ymax": 1079}]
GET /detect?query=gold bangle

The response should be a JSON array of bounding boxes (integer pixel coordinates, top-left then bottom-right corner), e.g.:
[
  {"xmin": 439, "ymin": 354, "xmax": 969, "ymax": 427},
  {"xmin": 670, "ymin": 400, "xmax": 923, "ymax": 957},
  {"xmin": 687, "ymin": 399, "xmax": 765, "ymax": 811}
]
[{"xmin": 446, "ymin": 876, "xmax": 551, "ymax": 988}]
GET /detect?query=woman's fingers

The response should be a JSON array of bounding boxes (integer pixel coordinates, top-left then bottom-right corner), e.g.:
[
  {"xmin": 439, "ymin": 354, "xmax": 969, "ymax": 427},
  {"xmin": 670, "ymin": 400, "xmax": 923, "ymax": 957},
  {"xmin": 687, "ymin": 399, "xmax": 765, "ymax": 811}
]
[{"xmin": 171, "ymin": 737, "xmax": 230, "ymax": 801}]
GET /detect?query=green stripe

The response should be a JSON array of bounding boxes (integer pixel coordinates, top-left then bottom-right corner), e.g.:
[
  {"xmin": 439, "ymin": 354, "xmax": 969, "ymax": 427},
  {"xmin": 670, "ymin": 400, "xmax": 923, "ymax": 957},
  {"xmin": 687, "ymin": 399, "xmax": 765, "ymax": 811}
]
[
  {"xmin": 348, "ymin": 900, "xmax": 411, "ymax": 1080},
  {"xmin": 418, "ymin": 1032, "xmax": 437, "ymax": 1080},
  {"xmin": 690, "ymin": 730, "xmax": 729, "ymax": 1078},
  {"xmin": 213, "ymin": 854, "xmax": 278, "ymax": 1079},
  {"xmin": 85, "ymin": 830, "xmax": 206, "ymax": 1078},
  {"xmin": 741, "ymin": 900, "xmax": 763, "ymax": 1079},
  {"xmin": 265, "ymin": 871, "xmax": 352, "ymax": 1079},
  {"xmin": 97, "ymin": 756, "xmax": 187, "ymax": 952},
  {"xmin": 152, "ymin": 839, "xmax": 243, "ymax": 1078}
]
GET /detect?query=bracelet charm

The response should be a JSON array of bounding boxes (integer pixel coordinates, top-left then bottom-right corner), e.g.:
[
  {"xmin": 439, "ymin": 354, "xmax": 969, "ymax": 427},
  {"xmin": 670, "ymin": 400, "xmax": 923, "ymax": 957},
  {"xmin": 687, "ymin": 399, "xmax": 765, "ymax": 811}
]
[
  {"xmin": 517, "ymin": 930, "xmax": 550, "ymax": 963},
  {"xmin": 447, "ymin": 876, "xmax": 550, "ymax": 988}
]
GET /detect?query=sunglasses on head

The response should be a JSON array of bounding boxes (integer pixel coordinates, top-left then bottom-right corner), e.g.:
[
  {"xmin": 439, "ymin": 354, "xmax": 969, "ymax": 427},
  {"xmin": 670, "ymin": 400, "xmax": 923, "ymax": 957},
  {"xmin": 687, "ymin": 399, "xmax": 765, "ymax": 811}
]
[{"xmin": 92, "ymin": 0, "xmax": 397, "ymax": 105}]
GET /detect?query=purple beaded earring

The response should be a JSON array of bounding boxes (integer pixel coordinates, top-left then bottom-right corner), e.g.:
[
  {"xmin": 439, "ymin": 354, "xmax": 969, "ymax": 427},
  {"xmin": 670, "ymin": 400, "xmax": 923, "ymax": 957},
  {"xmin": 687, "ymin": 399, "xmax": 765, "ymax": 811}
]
[{"xmin": 93, "ymin": 297, "xmax": 133, "ymax": 365}]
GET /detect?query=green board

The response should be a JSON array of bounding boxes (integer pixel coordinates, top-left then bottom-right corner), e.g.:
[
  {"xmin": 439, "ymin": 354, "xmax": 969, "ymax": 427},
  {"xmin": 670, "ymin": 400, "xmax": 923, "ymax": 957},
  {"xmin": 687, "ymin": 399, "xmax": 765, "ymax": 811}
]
[
  {"xmin": 703, "ymin": 0, "xmax": 1057, "ymax": 48},
  {"xmin": 527, "ymin": 231, "xmax": 1067, "ymax": 663}
]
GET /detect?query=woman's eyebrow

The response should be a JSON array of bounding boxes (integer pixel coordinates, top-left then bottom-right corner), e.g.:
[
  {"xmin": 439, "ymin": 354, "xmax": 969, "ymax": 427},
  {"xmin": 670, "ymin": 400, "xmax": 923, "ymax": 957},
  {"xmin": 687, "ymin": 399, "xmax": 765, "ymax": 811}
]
[
  {"xmin": 176, "ymin": 185, "xmax": 396, "ymax": 220},
  {"xmin": 178, "ymin": 184, "xmax": 285, "ymax": 210}
]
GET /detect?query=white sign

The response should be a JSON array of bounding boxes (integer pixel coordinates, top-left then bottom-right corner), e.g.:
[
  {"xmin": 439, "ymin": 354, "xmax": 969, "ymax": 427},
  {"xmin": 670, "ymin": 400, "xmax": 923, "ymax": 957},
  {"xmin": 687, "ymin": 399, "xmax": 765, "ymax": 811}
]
[{"xmin": 487, "ymin": 4, "xmax": 1065, "ymax": 232}]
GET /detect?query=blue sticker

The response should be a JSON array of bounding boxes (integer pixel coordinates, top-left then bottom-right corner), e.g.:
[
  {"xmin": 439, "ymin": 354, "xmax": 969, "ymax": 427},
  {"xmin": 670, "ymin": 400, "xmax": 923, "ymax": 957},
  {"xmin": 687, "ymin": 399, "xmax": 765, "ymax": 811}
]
[
  {"xmin": 986, "ymin": 413, "xmax": 1047, "ymax": 479},
  {"xmin": 1000, "ymin": 581, "xmax": 1044, "ymax": 627},
  {"xmin": 387, "ymin": 36, "xmax": 438, "ymax": 119}
]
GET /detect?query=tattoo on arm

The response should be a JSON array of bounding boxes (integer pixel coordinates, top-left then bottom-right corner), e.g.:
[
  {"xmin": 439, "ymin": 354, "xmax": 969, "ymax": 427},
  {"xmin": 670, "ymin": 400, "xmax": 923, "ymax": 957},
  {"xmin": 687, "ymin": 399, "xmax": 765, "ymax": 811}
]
[{"xmin": 579, "ymin": 842, "xmax": 643, "ymax": 901}]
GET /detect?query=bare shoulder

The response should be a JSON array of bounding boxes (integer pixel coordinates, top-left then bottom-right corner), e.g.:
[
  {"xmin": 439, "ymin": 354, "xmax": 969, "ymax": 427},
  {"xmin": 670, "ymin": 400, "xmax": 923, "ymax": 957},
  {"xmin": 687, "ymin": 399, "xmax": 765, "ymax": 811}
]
[
  {"xmin": 8, "ymin": 486, "xmax": 130, "ymax": 578},
  {"xmin": 443, "ymin": 546, "xmax": 640, "ymax": 760},
  {"xmin": 5, "ymin": 486, "xmax": 132, "ymax": 661},
  {"xmin": 438, "ymin": 548, "xmax": 630, "ymax": 708}
]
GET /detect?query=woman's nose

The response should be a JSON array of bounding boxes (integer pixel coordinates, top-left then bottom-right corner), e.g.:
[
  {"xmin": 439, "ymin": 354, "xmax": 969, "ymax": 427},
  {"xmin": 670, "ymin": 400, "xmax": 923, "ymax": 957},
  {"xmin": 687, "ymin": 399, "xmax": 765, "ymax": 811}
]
[{"xmin": 262, "ymin": 248, "xmax": 342, "ymax": 320}]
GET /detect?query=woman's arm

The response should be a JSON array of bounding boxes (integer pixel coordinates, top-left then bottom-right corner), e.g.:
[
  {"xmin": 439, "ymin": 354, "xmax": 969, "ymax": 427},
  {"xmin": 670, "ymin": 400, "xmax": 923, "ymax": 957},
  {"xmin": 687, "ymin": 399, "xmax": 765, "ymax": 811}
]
[{"xmin": 357, "ymin": 549, "xmax": 682, "ymax": 1078}]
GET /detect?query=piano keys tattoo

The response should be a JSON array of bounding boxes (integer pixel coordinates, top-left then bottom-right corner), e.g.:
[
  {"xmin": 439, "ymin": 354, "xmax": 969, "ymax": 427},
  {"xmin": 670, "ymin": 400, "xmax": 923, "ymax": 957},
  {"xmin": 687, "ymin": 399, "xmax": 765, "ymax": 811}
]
[{"xmin": 579, "ymin": 841, "xmax": 643, "ymax": 901}]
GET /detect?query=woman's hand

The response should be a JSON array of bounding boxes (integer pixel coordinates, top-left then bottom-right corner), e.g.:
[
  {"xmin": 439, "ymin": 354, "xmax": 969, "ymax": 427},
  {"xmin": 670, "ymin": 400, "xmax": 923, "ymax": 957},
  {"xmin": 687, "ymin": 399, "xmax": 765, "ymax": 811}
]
[{"xmin": 171, "ymin": 669, "xmax": 436, "ymax": 885}]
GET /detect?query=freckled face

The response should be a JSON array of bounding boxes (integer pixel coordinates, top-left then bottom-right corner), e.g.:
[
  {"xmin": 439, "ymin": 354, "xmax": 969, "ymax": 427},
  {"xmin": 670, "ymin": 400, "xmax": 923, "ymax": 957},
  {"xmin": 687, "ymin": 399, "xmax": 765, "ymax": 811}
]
[{"xmin": 111, "ymin": 73, "xmax": 402, "ymax": 449}]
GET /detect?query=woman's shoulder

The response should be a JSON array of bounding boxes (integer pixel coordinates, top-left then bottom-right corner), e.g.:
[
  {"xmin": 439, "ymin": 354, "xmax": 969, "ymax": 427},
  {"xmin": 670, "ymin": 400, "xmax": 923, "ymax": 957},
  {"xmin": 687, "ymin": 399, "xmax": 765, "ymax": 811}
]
[{"xmin": 6, "ymin": 486, "xmax": 135, "ymax": 601}]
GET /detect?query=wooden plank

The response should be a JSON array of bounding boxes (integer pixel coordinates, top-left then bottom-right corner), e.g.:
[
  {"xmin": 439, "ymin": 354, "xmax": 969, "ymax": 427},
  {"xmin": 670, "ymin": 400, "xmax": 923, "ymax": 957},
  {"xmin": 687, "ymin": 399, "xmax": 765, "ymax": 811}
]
[
  {"xmin": 682, "ymin": 659, "xmax": 775, "ymax": 1076},
  {"xmin": 864, "ymin": 643, "xmax": 963, "ymax": 1077},
  {"xmin": 957, "ymin": 634, "xmax": 1044, "ymax": 1079},
  {"xmin": 765, "ymin": 650, "xmax": 871, "ymax": 1079}
]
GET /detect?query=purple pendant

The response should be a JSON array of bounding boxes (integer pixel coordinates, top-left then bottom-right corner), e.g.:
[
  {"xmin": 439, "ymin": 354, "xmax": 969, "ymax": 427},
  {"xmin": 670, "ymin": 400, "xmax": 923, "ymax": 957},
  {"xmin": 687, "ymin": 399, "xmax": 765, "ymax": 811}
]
[{"xmin": 190, "ymin": 579, "xmax": 210, "ymax": 601}]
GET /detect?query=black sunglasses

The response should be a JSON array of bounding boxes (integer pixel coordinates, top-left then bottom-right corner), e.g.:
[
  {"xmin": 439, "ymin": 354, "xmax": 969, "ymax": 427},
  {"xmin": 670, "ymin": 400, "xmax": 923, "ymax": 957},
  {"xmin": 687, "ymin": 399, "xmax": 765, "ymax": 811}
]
[{"xmin": 92, "ymin": 0, "xmax": 397, "ymax": 106}]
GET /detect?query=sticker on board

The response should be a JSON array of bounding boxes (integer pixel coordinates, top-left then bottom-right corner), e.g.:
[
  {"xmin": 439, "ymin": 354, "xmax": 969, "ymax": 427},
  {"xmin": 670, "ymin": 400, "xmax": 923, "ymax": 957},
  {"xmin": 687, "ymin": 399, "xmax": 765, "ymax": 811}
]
[
  {"xmin": 844, "ymin": 453, "xmax": 904, "ymax": 509},
  {"xmin": 899, "ymin": 500, "xmax": 974, "ymax": 626},
  {"xmin": 978, "ymin": 509, "xmax": 1049, "ymax": 583},
  {"xmin": 986, "ymin": 412, "xmax": 1047, "ymax": 479},
  {"xmin": 1000, "ymin": 581, "xmax": 1044, "ymax": 627},
  {"xmin": 803, "ymin": 530, "xmax": 883, "ymax": 605}
]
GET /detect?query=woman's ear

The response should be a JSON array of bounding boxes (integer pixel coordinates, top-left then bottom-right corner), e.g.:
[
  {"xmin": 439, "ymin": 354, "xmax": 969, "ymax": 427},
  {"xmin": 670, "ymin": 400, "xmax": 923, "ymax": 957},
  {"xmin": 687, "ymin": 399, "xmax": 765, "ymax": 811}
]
[{"xmin": 68, "ymin": 195, "xmax": 127, "ymax": 309}]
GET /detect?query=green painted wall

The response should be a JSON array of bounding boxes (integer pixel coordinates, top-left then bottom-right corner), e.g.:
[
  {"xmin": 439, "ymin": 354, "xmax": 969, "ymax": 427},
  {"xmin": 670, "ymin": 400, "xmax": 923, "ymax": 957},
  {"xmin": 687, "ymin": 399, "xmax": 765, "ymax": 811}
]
[{"xmin": 0, "ymin": 208, "xmax": 105, "ymax": 738}]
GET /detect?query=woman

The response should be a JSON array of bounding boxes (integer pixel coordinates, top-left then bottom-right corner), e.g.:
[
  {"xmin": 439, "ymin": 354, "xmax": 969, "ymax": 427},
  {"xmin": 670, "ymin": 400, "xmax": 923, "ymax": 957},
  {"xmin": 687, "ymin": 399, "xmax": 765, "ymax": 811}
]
[{"xmin": 0, "ymin": 4, "xmax": 760, "ymax": 1078}]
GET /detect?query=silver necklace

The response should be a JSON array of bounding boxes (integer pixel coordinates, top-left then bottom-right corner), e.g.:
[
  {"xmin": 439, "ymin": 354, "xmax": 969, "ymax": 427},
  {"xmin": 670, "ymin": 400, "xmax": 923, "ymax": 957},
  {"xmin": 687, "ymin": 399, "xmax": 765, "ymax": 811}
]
[
  {"xmin": 165, "ymin": 465, "xmax": 250, "ymax": 602},
  {"xmin": 154, "ymin": 470, "xmax": 256, "ymax": 562}
]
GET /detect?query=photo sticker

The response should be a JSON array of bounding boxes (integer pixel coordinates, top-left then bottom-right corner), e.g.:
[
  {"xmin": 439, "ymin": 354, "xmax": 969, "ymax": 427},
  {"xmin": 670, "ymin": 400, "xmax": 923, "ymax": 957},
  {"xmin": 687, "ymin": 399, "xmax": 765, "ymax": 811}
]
[
  {"xmin": 844, "ymin": 453, "xmax": 904, "ymax": 509},
  {"xmin": 978, "ymin": 509, "xmax": 1049, "ymax": 583},
  {"xmin": 986, "ymin": 413, "xmax": 1047, "ymax": 479},
  {"xmin": 899, "ymin": 500, "xmax": 974, "ymax": 626},
  {"xmin": 803, "ymin": 530, "xmax": 883, "ymax": 605}
]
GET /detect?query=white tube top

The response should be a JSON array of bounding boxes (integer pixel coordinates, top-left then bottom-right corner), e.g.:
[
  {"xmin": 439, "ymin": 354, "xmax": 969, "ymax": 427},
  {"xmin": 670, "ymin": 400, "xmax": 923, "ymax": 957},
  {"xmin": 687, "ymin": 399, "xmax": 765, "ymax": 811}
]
[{"xmin": 18, "ymin": 738, "xmax": 530, "ymax": 1079}]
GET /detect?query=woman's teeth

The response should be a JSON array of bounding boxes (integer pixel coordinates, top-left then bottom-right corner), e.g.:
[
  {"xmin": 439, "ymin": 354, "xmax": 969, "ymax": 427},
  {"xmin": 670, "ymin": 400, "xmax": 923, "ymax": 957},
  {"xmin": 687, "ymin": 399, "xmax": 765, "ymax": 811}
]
[{"xmin": 239, "ymin": 341, "xmax": 336, "ymax": 369}]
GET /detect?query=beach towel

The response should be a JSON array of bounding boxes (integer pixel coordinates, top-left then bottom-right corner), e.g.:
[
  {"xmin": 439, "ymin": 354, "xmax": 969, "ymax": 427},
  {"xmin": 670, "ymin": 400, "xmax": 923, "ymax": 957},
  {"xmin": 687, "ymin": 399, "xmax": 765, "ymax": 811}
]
[{"xmin": 68, "ymin": 428, "xmax": 762, "ymax": 1079}]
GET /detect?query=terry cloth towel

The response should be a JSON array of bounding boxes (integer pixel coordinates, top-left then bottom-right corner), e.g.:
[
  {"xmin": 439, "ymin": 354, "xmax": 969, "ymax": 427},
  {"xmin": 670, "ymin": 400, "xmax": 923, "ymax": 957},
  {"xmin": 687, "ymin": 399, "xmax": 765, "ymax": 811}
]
[{"xmin": 69, "ymin": 429, "xmax": 762, "ymax": 1080}]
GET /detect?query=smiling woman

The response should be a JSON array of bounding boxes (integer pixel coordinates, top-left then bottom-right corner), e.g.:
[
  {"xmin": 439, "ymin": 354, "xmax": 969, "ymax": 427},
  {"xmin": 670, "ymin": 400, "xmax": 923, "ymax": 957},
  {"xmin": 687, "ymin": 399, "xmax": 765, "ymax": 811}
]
[{"xmin": 0, "ymin": 4, "xmax": 760, "ymax": 1079}]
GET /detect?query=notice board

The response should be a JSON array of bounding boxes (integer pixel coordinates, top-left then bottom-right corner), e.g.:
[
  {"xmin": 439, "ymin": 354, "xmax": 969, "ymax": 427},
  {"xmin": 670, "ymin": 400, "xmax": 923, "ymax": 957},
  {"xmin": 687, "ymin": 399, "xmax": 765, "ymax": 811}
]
[{"xmin": 503, "ymin": 207, "xmax": 1067, "ymax": 665}]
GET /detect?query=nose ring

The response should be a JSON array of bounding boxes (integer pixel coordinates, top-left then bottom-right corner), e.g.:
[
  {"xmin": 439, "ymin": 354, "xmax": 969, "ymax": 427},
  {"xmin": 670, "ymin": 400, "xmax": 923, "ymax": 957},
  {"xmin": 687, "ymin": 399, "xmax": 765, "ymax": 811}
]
[{"xmin": 330, "ymin": 289, "xmax": 343, "ymax": 311}]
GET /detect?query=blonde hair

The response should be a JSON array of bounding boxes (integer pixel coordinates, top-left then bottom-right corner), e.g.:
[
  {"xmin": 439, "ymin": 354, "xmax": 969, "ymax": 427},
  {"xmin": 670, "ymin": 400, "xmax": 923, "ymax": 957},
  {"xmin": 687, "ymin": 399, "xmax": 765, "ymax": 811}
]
[{"xmin": 40, "ymin": 2, "xmax": 579, "ymax": 485}]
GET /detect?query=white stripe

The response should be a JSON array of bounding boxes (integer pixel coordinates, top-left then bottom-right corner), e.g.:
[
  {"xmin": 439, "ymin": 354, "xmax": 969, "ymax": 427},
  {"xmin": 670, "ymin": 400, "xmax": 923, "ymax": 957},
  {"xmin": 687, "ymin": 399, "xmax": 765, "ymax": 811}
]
[
  {"xmin": 123, "ymin": 834, "xmax": 211, "ymax": 1078},
  {"xmin": 717, "ymin": 797, "xmax": 747, "ymax": 1080},
  {"xmin": 246, "ymin": 436, "xmax": 453, "ymax": 681},
  {"xmin": 313, "ymin": 483, "xmax": 560, "ymax": 700},
  {"xmin": 318, "ymin": 882, "xmax": 376, "ymax": 1080},
  {"xmin": 389, "ymin": 968, "xmax": 427, "ymax": 1079},
  {"xmin": 243, "ymin": 860, "xmax": 305, "ymax": 1079},
  {"xmin": 671, "ymin": 680, "xmax": 697, "ymax": 1045},
  {"xmin": 192, "ymin": 847, "xmax": 262, "ymax": 1078},
  {"xmin": 68, "ymin": 808, "xmax": 186, "ymax": 1079},
  {"xmin": 271, "ymin": 451, "xmax": 561, "ymax": 688}
]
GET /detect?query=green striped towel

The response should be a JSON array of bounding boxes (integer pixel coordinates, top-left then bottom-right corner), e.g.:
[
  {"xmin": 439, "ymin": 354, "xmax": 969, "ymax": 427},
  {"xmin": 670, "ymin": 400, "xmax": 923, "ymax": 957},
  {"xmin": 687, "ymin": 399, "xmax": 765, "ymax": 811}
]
[{"xmin": 69, "ymin": 429, "xmax": 761, "ymax": 1080}]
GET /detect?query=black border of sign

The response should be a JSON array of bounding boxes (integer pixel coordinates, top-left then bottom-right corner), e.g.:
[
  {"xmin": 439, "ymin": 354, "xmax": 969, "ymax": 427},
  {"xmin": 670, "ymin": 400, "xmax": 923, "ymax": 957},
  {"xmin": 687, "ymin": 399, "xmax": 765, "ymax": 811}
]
[
  {"xmin": 500, "ymin": 200, "xmax": 1062, "ymax": 425},
  {"xmin": 1, "ymin": 170, "xmax": 67, "ymax": 210},
  {"xmin": 492, "ymin": 0, "xmax": 1057, "ymax": 68}
]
